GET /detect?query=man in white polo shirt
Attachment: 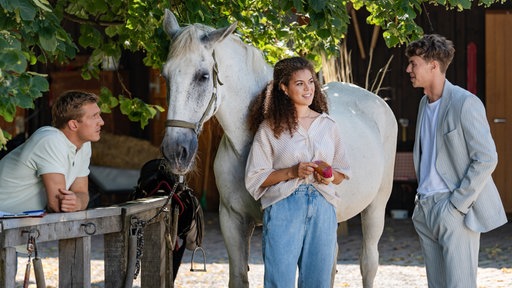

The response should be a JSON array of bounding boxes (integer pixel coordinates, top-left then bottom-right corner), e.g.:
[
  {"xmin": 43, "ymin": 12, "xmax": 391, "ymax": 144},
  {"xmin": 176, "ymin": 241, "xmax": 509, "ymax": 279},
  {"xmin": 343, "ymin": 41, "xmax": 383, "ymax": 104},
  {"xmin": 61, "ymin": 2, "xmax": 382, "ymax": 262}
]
[{"xmin": 0, "ymin": 90, "xmax": 104, "ymax": 213}]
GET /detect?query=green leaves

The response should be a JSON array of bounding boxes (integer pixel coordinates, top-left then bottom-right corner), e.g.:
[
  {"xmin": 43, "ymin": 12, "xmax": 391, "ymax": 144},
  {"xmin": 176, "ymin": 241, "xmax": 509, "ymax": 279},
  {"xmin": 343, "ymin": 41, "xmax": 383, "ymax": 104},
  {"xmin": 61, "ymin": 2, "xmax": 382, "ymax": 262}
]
[
  {"xmin": 0, "ymin": 0, "xmax": 74, "ymax": 148},
  {"xmin": 362, "ymin": 0, "xmax": 505, "ymax": 47},
  {"xmin": 39, "ymin": 26, "xmax": 58, "ymax": 52},
  {"xmin": 98, "ymin": 87, "xmax": 119, "ymax": 114},
  {"xmin": 32, "ymin": 0, "xmax": 52, "ymax": 12},
  {"xmin": 15, "ymin": 0, "xmax": 38, "ymax": 21},
  {"xmin": 0, "ymin": 0, "xmax": 507, "ymax": 150},
  {"xmin": 0, "ymin": 129, "xmax": 9, "ymax": 151},
  {"xmin": 0, "ymin": 31, "xmax": 48, "ymax": 122},
  {"xmin": 79, "ymin": 25, "xmax": 102, "ymax": 49},
  {"xmin": 0, "ymin": 49, "xmax": 27, "ymax": 74},
  {"xmin": 119, "ymin": 96, "xmax": 165, "ymax": 129}
]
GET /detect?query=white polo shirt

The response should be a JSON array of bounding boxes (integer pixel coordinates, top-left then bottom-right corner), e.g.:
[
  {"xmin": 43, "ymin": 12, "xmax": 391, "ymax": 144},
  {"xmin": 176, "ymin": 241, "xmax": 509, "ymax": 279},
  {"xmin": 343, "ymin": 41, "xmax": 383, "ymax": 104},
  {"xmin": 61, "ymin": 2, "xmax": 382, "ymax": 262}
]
[{"xmin": 0, "ymin": 126, "xmax": 91, "ymax": 213}]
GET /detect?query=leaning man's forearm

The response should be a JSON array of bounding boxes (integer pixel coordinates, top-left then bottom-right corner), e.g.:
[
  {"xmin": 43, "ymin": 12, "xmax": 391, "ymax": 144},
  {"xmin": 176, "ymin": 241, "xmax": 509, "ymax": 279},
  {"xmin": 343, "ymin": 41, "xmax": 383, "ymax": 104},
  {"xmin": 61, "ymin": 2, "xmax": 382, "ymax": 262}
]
[{"xmin": 76, "ymin": 192, "xmax": 90, "ymax": 210}]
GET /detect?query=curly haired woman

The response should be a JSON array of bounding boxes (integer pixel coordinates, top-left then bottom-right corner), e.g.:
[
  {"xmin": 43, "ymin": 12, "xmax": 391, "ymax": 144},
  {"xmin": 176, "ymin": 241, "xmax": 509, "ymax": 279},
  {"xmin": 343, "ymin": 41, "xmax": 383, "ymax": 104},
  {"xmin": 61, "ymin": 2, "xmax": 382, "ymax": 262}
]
[{"xmin": 245, "ymin": 57, "xmax": 351, "ymax": 288}]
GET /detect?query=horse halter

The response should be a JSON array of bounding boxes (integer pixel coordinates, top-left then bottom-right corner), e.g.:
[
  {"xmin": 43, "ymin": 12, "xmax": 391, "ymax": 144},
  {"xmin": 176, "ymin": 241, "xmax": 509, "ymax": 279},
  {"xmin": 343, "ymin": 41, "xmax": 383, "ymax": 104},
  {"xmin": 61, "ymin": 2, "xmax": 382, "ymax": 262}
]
[{"xmin": 165, "ymin": 51, "xmax": 223, "ymax": 135}]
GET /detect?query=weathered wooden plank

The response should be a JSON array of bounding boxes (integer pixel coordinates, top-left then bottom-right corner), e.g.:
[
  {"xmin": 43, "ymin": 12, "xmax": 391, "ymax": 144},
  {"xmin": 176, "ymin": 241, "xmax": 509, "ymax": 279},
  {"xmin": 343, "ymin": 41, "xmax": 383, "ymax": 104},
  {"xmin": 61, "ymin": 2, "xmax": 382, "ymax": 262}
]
[
  {"xmin": 59, "ymin": 237, "xmax": 92, "ymax": 288},
  {"xmin": 0, "ymin": 206, "xmax": 122, "ymax": 230},
  {"xmin": 141, "ymin": 221, "xmax": 167, "ymax": 288},
  {"xmin": 0, "ymin": 214, "xmax": 123, "ymax": 247},
  {"xmin": 104, "ymin": 198, "xmax": 172, "ymax": 288},
  {"xmin": 0, "ymin": 247, "xmax": 17, "ymax": 288},
  {"xmin": 104, "ymin": 231, "xmax": 128, "ymax": 288}
]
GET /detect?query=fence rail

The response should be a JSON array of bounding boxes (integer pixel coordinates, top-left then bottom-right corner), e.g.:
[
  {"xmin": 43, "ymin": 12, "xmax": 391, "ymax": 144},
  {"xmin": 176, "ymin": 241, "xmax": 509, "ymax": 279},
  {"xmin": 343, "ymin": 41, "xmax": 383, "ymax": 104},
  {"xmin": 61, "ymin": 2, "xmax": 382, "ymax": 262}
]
[{"xmin": 0, "ymin": 197, "xmax": 174, "ymax": 288}]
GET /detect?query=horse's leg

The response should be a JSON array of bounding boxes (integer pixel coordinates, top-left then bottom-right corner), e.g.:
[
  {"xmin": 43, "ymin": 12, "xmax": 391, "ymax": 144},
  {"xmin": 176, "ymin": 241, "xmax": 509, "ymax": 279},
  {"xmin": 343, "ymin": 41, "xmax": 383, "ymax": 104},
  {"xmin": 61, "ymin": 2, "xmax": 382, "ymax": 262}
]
[
  {"xmin": 358, "ymin": 105, "xmax": 397, "ymax": 288},
  {"xmin": 359, "ymin": 203, "xmax": 385, "ymax": 288},
  {"xmin": 219, "ymin": 203, "xmax": 255, "ymax": 288},
  {"xmin": 359, "ymin": 169, "xmax": 394, "ymax": 287},
  {"xmin": 214, "ymin": 136, "xmax": 262, "ymax": 288}
]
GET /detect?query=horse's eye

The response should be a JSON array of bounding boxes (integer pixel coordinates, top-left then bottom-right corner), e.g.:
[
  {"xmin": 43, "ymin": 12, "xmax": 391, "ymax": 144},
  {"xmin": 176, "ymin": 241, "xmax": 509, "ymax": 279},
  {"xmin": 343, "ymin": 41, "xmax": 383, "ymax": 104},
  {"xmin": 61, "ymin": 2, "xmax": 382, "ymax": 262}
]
[{"xmin": 193, "ymin": 70, "xmax": 210, "ymax": 83}]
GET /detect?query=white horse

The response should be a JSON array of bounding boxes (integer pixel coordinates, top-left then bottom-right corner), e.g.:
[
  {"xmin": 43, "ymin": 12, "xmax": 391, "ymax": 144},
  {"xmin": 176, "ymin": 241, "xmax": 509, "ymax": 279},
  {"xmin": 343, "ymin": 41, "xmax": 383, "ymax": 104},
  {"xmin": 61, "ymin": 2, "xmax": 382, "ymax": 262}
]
[{"xmin": 160, "ymin": 9, "xmax": 397, "ymax": 288}]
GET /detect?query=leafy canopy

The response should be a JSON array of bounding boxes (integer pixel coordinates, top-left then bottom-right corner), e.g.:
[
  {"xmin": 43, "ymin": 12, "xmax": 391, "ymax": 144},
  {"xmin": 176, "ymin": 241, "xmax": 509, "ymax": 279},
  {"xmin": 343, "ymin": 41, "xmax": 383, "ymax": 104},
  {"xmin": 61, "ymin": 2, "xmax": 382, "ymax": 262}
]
[{"xmin": 0, "ymin": 0, "xmax": 504, "ymax": 149}]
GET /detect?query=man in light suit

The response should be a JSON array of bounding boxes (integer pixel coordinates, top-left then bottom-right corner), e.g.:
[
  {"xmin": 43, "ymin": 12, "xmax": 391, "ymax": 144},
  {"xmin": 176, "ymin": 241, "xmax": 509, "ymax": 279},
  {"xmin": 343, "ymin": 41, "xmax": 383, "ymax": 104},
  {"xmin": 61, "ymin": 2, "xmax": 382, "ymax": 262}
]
[{"xmin": 405, "ymin": 34, "xmax": 507, "ymax": 288}]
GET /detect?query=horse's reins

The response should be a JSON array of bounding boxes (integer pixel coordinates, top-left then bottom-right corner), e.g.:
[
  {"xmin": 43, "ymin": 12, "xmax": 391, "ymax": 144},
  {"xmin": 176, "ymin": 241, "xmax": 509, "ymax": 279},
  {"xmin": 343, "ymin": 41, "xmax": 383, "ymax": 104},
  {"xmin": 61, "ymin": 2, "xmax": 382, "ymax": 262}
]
[{"xmin": 165, "ymin": 50, "xmax": 223, "ymax": 134}]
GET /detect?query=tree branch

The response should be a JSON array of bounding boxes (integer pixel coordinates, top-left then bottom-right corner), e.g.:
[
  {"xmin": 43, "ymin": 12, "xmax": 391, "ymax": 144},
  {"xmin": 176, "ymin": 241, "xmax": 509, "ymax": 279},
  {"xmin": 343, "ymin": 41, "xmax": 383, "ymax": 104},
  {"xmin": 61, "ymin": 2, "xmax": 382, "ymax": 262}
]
[{"xmin": 63, "ymin": 13, "xmax": 124, "ymax": 27}]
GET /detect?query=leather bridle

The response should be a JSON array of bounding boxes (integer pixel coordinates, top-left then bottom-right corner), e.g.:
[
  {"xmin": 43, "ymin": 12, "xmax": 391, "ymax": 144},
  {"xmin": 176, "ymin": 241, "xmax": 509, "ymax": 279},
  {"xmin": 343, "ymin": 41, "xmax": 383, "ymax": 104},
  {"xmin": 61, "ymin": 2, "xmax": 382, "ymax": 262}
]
[{"xmin": 165, "ymin": 51, "xmax": 223, "ymax": 135}]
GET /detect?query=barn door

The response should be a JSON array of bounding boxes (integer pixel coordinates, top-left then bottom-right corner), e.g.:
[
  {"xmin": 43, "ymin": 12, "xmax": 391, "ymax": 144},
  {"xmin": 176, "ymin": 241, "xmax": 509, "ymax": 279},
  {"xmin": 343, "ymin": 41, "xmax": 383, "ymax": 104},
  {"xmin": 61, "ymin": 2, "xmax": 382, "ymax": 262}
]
[{"xmin": 485, "ymin": 11, "xmax": 512, "ymax": 213}]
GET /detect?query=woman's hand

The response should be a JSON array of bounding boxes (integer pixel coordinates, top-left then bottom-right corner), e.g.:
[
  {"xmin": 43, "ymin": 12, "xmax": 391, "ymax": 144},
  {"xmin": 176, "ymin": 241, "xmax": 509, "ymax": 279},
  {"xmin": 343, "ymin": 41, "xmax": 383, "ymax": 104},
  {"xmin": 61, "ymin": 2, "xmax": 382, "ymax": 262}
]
[
  {"xmin": 293, "ymin": 162, "xmax": 317, "ymax": 179},
  {"xmin": 315, "ymin": 170, "xmax": 345, "ymax": 185},
  {"xmin": 261, "ymin": 162, "xmax": 317, "ymax": 187},
  {"xmin": 314, "ymin": 172, "xmax": 333, "ymax": 185}
]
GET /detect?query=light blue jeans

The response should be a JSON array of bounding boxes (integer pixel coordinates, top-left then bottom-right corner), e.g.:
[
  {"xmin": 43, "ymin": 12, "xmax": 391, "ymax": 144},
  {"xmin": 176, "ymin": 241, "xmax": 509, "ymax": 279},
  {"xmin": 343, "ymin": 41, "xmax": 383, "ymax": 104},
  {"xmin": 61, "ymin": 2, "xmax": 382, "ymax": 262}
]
[{"xmin": 262, "ymin": 184, "xmax": 337, "ymax": 288}]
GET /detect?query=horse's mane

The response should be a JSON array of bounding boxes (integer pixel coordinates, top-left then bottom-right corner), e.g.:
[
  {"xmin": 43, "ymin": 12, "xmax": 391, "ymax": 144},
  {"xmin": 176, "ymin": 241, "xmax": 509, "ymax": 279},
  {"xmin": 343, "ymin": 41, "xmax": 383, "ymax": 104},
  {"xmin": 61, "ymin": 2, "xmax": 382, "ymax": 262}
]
[
  {"xmin": 239, "ymin": 39, "xmax": 271, "ymax": 81},
  {"xmin": 170, "ymin": 23, "xmax": 270, "ymax": 79},
  {"xmin": 169, "ymin": 23, "xmax": 214, "ymax": 59}
]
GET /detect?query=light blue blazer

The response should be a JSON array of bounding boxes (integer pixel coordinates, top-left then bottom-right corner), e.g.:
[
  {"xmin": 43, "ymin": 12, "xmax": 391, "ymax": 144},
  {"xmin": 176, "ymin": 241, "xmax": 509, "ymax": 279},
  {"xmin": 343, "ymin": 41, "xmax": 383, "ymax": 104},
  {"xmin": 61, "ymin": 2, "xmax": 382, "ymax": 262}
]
[{"xmin": 413, "ymin": 80, "xmax": 507, "ymax": 233}]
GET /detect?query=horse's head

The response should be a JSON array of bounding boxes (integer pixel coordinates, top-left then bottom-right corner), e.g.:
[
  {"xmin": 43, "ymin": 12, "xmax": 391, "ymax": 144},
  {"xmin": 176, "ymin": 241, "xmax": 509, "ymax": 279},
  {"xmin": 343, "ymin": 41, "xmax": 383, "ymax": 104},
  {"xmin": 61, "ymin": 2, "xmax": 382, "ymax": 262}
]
[{"xmin": 160, "ymin": 9, "xmax": 237, "ymax": 174}]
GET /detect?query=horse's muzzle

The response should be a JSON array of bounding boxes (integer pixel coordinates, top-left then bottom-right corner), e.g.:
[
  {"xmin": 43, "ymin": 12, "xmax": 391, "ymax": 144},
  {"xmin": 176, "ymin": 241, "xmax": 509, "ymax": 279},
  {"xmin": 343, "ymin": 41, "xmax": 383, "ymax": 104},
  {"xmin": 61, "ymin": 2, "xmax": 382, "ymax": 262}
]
[{"xmin": 161, "ymin": 129, "xmax": 198, "ymax": 174}]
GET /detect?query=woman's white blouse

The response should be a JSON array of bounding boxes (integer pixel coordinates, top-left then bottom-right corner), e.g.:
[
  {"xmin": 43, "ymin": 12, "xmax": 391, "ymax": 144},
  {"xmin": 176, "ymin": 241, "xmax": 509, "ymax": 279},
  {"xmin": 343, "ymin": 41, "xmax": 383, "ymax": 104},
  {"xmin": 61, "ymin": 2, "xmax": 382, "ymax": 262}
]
[{"xmin": 245, "ymin": 113, "xmax": 351, "ymax": 210}]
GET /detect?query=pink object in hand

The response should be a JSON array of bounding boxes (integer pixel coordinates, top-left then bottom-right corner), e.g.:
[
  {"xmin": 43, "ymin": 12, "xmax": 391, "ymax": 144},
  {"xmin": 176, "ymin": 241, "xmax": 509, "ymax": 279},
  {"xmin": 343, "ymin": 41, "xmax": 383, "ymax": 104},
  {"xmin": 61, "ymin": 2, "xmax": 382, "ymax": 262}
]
[{"xmin": 314, "ymin": 160, "xmax": 333, "ymax": 179}]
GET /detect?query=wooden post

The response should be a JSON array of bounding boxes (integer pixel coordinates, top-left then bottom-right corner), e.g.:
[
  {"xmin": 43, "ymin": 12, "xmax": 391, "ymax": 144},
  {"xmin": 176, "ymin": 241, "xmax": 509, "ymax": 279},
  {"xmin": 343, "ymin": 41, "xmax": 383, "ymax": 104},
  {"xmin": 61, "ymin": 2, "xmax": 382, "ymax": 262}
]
[
  {"xmin": 0, "ymin": 246, "xmax": 17, "ymax": 288},
  {"xmin": 141, "ymin": 221, "xmax": 167, "ymax": 287},
  {"xmin": 165, "ymin": 213, "xmax": 174, "ymax": 288},
  {"xmin": 59, "ymin": 237, "xmax": 92, "ymax": 287},
  {"xmin": 122, "ymin": 197, "xmax": 173, "ymax": 287},
  {"xmin": 104, "ymin": 231, "xmax": 128, "ymax": 288}
]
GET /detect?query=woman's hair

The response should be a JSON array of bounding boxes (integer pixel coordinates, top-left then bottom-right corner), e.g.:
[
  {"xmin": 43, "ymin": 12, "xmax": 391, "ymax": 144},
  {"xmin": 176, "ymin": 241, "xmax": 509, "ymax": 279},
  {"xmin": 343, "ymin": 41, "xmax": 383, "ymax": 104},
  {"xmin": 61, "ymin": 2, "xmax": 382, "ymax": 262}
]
[
  {"xmin": 52, "ymin": 90, "xmax": 99, "ymax": 129},
  {"xmin": 247, "ymin": 57, "xmax": 328, "ymax": 138},
  {"xmin": 405, "ymin": 34, "xmax": 455, "ymax": 73}
]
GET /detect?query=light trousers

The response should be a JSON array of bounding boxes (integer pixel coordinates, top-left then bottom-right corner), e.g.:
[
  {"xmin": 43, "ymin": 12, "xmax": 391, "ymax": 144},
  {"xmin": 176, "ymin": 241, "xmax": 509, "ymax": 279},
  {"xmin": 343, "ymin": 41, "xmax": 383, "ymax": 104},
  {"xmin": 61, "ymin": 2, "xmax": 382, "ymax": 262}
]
[{"xmin": 412, "ymin": 192, "xmax": 480, "ymax": 288}]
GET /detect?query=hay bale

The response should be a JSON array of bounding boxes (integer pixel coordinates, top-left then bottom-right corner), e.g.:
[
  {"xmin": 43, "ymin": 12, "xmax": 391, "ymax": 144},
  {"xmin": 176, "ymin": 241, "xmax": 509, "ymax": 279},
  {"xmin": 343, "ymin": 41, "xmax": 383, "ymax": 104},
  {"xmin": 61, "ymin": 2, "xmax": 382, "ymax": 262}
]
[{"xmin": 91, "ymin": 132, "xmax": 161, "ymax": 169}]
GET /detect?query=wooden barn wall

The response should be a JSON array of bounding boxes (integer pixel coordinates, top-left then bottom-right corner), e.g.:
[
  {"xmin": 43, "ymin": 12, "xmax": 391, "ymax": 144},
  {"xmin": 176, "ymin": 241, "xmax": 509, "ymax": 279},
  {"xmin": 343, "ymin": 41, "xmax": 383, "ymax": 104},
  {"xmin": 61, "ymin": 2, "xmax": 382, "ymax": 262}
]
[
  {"xmin": 345, "ymin": 2, "xmax": 512, "ymax": 151},
  {"xmin": 22, "ymin": 18, "xmax": 151, "ymax": 139}
]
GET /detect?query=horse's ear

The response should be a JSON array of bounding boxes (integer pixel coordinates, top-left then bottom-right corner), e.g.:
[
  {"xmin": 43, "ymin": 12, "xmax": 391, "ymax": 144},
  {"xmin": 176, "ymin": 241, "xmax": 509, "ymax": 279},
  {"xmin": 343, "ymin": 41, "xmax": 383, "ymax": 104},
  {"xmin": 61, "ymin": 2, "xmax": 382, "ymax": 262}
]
[
  {"xmin": 203, "ymin": 21, "xmax": 238, "ymax": 46},
  {"xmin": 163, "ymin": 9, "xmax": 180, "ymax": 38}
]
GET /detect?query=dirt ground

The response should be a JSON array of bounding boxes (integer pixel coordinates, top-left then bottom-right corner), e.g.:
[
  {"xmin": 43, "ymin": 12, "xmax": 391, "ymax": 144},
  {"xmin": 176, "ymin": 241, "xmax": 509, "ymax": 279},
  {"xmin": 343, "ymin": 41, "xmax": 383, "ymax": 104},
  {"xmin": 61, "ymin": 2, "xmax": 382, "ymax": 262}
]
[{"xmin": 16, "ymin": 212, "xmax": 512, "ymax": 288}]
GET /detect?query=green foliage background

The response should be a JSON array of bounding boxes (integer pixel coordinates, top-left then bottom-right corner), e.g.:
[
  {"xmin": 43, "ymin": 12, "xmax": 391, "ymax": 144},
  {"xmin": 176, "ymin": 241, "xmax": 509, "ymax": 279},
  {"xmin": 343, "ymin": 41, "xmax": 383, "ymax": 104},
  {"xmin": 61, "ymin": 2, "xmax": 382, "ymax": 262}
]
[{"xmin": 0, "ymin": 0, "xmax": 504, "ymax": 148}]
